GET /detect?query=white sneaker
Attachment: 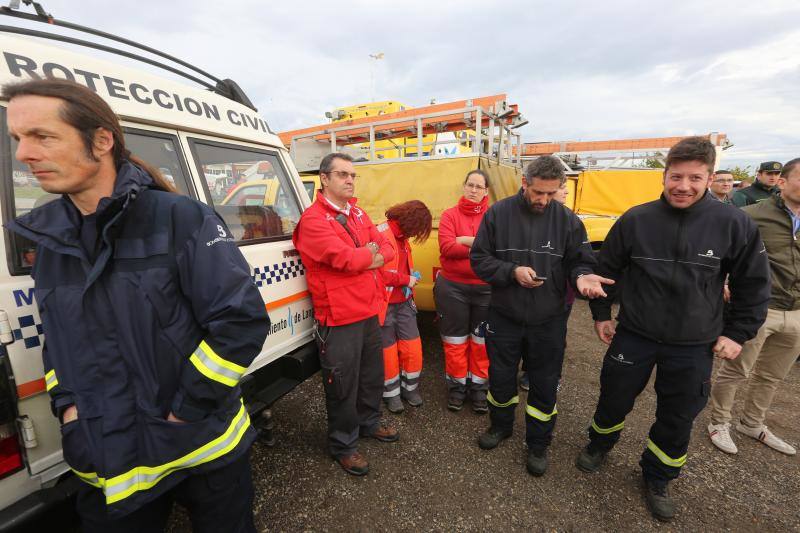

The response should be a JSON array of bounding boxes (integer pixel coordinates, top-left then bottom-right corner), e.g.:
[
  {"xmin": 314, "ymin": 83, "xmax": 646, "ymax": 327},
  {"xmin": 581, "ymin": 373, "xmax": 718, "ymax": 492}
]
[
  {"xmin": 736, "ymin": 423, "xmax": 797, "ymax": 456},
  {"xmin": 708, "ymin": 422, "xmax": 738, "ymax": 454}
]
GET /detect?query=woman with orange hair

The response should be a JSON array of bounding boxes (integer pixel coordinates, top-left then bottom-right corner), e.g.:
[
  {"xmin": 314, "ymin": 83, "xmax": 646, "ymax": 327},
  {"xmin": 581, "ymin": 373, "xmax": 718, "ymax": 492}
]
[{"xmin": 377, "ymin": 200, "xmax": 433, "ymax": 413}]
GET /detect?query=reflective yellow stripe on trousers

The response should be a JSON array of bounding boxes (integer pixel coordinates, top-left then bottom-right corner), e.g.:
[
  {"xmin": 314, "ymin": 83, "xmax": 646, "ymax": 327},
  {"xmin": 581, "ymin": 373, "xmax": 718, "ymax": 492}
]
[
  {"xmin": 525, "ymin": 404, "xmax": 558, "ymax": 422},
  {"xmin": 487, "ymin": 391, "xmax": 519, "ymax": 408},
  {"xmin": 646, "ymin": 438, "xmax": 686, "ymax": 467},
  {"xmin": 71, "ymin": 401, "xmax": 251, "ymax": 505},
  {"xmin": 189, "ymin": 340, "xmax": 247, "ymax": 387},
  {"xmin": 591, "ymin": 419, "xmax": 624, "ymax": 434}
]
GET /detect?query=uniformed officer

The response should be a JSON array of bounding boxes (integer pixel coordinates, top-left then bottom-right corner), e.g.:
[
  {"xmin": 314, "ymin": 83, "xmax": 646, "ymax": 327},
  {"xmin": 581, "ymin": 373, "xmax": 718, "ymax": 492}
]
[
  {"xmin": 731, "ymin": 161, "xmax": 782, "ymax": 207},
  {"xmin": 576, "ymin": 137, "xmax": 771, "ymax": 522}
]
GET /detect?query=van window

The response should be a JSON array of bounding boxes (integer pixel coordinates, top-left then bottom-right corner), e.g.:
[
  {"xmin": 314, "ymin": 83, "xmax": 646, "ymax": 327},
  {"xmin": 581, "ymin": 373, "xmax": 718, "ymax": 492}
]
[
  {"xmin": 124, "ymin": 130, "xmax": 193, "ymax": 196},
  {"xmin": 189, "ymin": 139, "xmax": 301, "ymax": 243},
  {"xmin": 3, "ymin": 123, "xmax": 192, "ymax": 274},
  {"xmin": 303, "ymin": 181, "xmax": 315, "ymax": 200}
]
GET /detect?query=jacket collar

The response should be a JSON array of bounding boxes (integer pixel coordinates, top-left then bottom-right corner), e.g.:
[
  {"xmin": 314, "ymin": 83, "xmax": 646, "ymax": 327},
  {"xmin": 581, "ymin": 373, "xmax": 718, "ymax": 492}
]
[
  {"xmin": 315, "ymin": 190, "xmax": 359, "ymax": 217},
  {"xmin": 515, "ymin": 187, "xmax": 555, "ymax": 215},
  {"xmin": 754, "ymin": 179, "xmax": 778, "ymax": 194}
]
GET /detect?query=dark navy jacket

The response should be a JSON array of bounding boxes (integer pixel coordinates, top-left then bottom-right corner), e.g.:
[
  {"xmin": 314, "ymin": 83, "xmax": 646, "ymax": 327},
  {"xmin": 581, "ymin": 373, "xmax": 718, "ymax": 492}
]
[{"xmin": 7, "ymin": 162, "xmax": 269, "ymax": 517}]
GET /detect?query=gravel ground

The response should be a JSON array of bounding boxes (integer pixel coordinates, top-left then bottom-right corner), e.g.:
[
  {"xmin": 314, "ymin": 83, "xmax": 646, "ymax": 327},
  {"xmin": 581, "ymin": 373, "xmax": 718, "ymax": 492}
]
[{"xmin": 168, "ymin": 301, "xmax": 800, "ymax": 532}]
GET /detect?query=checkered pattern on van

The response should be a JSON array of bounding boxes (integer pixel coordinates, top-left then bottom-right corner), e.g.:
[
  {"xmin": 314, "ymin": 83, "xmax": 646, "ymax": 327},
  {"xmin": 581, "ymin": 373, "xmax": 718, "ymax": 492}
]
[
  {"xmin": 252, "ymin": 259, "xmax": 305, "ymax": 287},
  {"xmin": 13, "ymin": 314, "xmax": 43, "ymax": 349}
]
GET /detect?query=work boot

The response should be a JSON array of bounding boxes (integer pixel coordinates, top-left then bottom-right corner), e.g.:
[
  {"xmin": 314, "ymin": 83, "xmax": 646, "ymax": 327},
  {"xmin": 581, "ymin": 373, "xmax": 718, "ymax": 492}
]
[
  {"xmin": 735, "ymin": 422, "xmax": 796, "ymax": 455},
  {"xmin": 576, "ymin": 444, "xmax": 608, "ymax": 473},
  {"xmin": 335, "ymin": 452, "xmax": 369, "ymax": 476},
  {"xmin": 401, "ymin": 388, "xmax": 423, "ymax": 407},
  {"xmin": 471, "ymin": 390, "xmax": 488, "ymax": 415},
  {"xmin": 361, "ymin": 423, "xmax": 399, "ymax": 443},
  {"xmin": 384, "ymin": 395, "xmax": 404, "ymax": 414},
  {"xmin": 526, "ymin": 449, "xmax": 548, "ymax": 477},
  {"xmin": 478, "ymin": 426, "xmax": 512, "ymax": 450},
  {"xmin": 447, "ymin": 392, "xmax": 464, "ymax": 412},
  {"xmin": 707, "ymin": 422, "xmax": 738, "ymax": 454},
  {"xmin": 642, "ymin": 477, "xmax": 675, "ymax": 522}
]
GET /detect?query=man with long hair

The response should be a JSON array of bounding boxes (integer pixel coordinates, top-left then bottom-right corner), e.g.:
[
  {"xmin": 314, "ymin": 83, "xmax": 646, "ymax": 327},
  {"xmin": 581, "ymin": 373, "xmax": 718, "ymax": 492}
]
[{"xmin": 4, "ymin": 78, "xmax": 268, "ymax": 531}]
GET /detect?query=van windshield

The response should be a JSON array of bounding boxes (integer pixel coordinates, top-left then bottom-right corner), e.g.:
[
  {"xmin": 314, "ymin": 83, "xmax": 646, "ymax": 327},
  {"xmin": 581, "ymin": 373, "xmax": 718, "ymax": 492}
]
[{"xmin": 190, "ymin": 140, "xmax": 301, "ymax": 243}]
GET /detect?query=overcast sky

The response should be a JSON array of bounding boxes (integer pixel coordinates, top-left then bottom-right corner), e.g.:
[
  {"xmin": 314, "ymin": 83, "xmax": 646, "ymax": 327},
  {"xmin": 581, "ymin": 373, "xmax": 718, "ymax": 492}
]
[{"xmin": 15, "ymin": 0, "xmax": 800, "ymax": 170}]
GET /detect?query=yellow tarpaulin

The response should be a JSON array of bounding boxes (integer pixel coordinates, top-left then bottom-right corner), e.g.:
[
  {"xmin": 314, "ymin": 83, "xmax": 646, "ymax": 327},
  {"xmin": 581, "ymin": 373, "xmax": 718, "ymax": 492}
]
[
  {"xmin": 350, "ymin": 156, "xmax": 521, "ymax": 310},
  {"xmin": 576, "ymin": 169, "xmax": 663, "ymax": 216}
]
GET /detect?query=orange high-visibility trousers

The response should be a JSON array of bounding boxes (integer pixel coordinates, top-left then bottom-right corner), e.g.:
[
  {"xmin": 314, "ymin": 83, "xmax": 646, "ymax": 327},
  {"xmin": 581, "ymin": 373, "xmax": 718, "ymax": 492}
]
[
  {"xmin": 380, "ymin": 300, "xmax": 422, "ymax": 398},
  {"xmin": 434, "ymin": 276, "xmax": 491, "ymax": 399}
]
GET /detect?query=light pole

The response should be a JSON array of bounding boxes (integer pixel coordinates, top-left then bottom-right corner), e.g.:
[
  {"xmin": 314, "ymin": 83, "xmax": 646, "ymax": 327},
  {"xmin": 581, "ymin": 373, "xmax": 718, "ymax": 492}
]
[{"xmin": 369, "ymin": 52, "xmax": 384, "ymax": 102}]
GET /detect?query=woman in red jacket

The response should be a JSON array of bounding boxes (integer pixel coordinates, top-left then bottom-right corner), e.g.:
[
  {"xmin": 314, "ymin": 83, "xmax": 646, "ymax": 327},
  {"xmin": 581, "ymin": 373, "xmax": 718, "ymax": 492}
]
[
  {"xmin": 377, "ymin": 200, "xmax": 433, "ymax": 413},
  {"xmin": 434, "ymin": 170, "xmax": 492, "ymax": 413}
]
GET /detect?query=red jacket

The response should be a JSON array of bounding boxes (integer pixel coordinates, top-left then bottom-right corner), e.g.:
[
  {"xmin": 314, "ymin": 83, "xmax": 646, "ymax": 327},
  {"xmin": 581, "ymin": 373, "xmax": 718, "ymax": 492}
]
[
  {"xmin": 293, "ymin": 192, "xmax": 394, "ymax": 326},
  {"xmin": 378, "ymin": 219, "xmax": 413, "ymax": 306},
  {"xmin": 438, "ymin": 196, "xmax": 488, "ymax": 285}
]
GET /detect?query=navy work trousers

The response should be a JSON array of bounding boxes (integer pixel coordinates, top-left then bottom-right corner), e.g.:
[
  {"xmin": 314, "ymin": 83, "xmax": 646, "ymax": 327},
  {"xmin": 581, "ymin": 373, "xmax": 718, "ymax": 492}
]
[
  {"xmin": 77, "ymin": 449, "xmax": 256, "ymax": 533},
  {"xmin": 587, "ymin": 327, "xmax": 714, "ymax": 482},
  {"xmin": 486, "ymin": 308, "xmax": 568, "ymax": 453}
]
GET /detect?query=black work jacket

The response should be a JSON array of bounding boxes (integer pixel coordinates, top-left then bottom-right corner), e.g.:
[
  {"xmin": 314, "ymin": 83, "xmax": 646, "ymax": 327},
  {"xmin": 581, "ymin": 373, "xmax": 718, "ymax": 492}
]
[
  {"xmin": 590, "ymin": 192, "xmax": 770, "ymax": 345},
  {"xmin": 470, "ymin": 189, "xmax": 596, "ymax": 325}
]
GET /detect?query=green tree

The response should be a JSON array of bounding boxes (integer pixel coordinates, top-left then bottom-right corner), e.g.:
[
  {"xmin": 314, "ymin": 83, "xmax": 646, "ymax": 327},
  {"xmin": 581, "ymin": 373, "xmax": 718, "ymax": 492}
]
[{"xmin": 728, "ymin": 165, "xmax": 754, "ymax": 184}]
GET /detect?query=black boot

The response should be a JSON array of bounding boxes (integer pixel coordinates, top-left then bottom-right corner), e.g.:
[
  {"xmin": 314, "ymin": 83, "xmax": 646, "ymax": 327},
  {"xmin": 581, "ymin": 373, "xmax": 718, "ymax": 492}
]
[
  {"xmin": 478, "ymin": 426, "xmax": 512, "ymax": 450},
  {"xmin": 526, "ymin": 448, "xmax": 548, "ymax": 476},
  {"xmin": 642, "ymin": 476, "xmax": 675, "ymax": 522},
  {"xmin": 575, "ymin": 443, "xmax": 607, "ymax": 473}
]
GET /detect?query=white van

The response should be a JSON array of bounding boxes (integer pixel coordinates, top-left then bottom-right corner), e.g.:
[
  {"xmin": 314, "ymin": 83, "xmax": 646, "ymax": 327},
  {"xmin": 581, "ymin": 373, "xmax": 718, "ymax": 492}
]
[{"xmin": 0, "ymin": 5, "xmax": 316, "ymax": 527}]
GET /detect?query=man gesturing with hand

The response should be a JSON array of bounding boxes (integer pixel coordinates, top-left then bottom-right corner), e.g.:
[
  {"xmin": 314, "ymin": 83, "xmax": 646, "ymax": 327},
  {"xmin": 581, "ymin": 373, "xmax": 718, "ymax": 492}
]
[
  {"xmin": 470, "ymin": 156, "xmax": 611, "ymax": 477},
  {"xmin": 576, "ymin": 138, "xmax": 770, "ymax": 522}
]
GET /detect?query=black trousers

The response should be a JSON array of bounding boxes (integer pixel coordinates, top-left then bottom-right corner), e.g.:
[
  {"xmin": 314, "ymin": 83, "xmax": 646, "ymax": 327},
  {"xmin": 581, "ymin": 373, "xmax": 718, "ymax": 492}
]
[
  {"xmin": 587, "ymin": 327, "xmax": 714, "ymax": 482},
  {"xmin": 521, "ymin": 302, "xmax": 573, "ymax": 374},
  {"xmin": 486, "ymin": 308, "xmax": 568, "ymax": 453},
  {"xmin": 315, "ymin": 315, "xmax": 384, "ymax": 458},
  {"xmin": 76, "ymin": 449, "xmax": 255, "ymax": 533}
]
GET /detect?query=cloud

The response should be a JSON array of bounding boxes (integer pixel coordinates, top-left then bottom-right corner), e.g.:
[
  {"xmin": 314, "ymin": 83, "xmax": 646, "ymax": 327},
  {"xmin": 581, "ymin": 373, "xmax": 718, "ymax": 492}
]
[{"xmin": 14, "ymin": 0, "xmax": 800, "ymax": 167}]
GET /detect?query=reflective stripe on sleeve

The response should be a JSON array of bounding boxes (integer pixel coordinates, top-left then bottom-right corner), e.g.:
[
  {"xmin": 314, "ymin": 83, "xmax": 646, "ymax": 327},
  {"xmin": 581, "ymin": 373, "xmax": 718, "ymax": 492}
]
[
  {"xmin": 45, "ymin": 369, "xmax": 58, "ymax": 392},
  {"xmin": 591, "ymin": 419, "xmax": 624, "ymax": 435},
  {"xmin": 469, "ymin": 334, "xmax": 485, "ymax": 345},
  {"xmin": 646, "ymin": 438, "xmax": 686, "ymax": 468},
  {"xmin": 525, "ymin": 404, "xmax": 558, "ymax": 422},
  {"xmin": 189, "ymin": 340, "xmax": 247, "ymax": 387},
  {"xmin": 487, "ymin": 391, "xmax": 519, "ymax": 408}
]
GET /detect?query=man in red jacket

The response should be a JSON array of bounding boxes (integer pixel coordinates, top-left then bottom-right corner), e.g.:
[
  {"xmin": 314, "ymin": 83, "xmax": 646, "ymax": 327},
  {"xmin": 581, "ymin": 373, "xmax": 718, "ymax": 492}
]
[{"xmin": 293, "ymin": 153, "xmax": 399, "ymax": 476}]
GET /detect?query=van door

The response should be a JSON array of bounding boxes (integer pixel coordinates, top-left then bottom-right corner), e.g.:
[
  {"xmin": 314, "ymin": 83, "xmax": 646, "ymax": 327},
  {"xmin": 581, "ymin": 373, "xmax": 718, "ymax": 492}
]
[{"xmin": 182, "ymin": 135, "xmax": 314, "ymax": 373}]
